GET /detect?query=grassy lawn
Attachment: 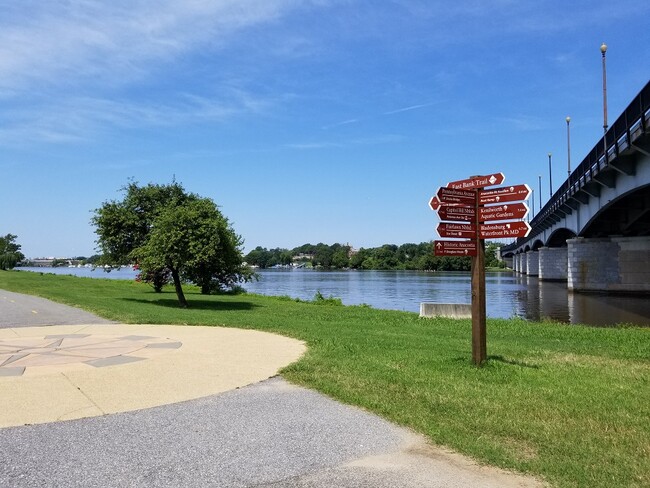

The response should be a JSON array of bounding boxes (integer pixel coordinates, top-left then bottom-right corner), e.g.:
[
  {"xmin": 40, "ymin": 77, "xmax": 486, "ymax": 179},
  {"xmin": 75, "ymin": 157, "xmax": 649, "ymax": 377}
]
[{"xmin": 1, "ymin": 270, "xmax": 649, "ymax": 488}]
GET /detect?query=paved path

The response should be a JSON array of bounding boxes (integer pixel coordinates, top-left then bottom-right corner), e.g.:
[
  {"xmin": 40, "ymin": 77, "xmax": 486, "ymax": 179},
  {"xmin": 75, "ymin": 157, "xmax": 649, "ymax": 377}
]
[
  {"xmin": 0, "ymin": 289, "xmax": 114, "ymax": 327},
  {"xmin": 0, "ymin": 289, "xmax": 543, "ymax": 487}
]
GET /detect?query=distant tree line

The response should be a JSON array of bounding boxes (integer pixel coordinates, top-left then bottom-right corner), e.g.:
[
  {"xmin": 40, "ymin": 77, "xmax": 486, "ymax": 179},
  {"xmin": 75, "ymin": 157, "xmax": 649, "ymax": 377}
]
[{"xmin": 245, "ymin": 242, "xmax": 506, "ymax": 271}]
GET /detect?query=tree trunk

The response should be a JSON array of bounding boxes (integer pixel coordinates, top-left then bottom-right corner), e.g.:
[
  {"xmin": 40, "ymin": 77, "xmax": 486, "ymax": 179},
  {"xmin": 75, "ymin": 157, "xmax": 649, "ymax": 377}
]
[{"xmin": 171, "ymin": 268, "xmax": 188, "ymax": 308}]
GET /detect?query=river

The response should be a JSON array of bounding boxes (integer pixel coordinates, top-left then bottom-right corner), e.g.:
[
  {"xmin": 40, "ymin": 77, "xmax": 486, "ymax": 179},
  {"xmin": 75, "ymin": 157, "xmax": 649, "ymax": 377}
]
[{"xmin": 14, "ymin": 267, "xmax": 650, "ymax": 327}]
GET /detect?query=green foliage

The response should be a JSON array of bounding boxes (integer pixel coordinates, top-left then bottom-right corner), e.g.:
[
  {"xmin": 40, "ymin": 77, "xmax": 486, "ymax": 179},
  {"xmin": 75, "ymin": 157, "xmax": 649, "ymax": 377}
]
[
  {"xmin": 0, "ymin": 234, "xmax": 25, "ymax": 270},
  {"xmin": 245, "ymin": 241, "xmax": 479, "ymax": 271},
  {"xmin": 92, "ymin": 181, "xmax": 251, "ymax": 306}
]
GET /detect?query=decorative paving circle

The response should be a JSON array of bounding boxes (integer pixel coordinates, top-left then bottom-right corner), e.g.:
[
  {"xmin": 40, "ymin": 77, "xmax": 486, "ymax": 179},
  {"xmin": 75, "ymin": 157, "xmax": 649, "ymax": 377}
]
[{"xmin": 0, "ymin": 334, "xmax": 182, "ymax": 376}]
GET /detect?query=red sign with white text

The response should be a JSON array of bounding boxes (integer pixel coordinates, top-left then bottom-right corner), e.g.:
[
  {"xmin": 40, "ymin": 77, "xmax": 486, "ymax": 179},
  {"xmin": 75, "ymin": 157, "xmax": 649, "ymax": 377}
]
[
  {"xmin": 434, "ymin": 240, "xmax": 477, "ymax": 257},
  {"xmin": 437, "ymin": 222, "xmax": 477, "ymax": 239},
  {"xmin": 447, "ymin": 173, "xmax": 505, "ymax": 190},
  {"xmin": 479, "ymin": 221, "xmax": 531, "ymax": 239},
  {"xmin": 478, "ymin": 184, "xmax": 531, "ymax": 205},
  {"xmin": 437, "ymin": 205, "xmax": 476, "ymax": 222},
  {"xmin": 479, "ymin": 202, "xmax": 528, "ymax": 222},
  {"xmin": 436, "ymin": 187, "xmax": 477, "ymax": 205}
]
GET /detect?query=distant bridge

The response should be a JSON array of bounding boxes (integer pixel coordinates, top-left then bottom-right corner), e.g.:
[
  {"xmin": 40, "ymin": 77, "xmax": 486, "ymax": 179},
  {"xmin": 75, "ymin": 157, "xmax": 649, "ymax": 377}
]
[{"xmin": 501, "ymin": 80, "xmax": 650, "ymax": 294}]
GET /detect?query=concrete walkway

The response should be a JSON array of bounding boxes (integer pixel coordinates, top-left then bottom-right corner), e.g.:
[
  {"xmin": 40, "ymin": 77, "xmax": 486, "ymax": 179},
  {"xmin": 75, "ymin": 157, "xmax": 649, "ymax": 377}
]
[{"xmin": 0, "ymin": 289, "xmax": 544, "ymax": 487}]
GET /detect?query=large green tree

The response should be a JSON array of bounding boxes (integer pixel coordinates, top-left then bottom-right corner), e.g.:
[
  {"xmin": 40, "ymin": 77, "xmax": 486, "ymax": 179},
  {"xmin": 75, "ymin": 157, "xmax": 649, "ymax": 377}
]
[
  {"xmin": 92, "ymin": 182, "xmax": 251, "ymax": 307},
  {"xmin": 0, "ymin": 234, "xmax": 25, "ymax": 270}
]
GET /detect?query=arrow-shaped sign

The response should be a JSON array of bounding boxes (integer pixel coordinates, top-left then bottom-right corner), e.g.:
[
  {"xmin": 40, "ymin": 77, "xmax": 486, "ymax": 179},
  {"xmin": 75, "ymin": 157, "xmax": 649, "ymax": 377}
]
[
  {"xmin": 437, "ymin": 222, "xmax": 477, "ymax": 239},
  {"xmin": 479, "ymin": 221, "xmax": 531, "ymax": 239},
  {"xmin": 434, "ymin": 240, "xmax": 477, "ymax": 257},
  {"xmin": 447, "ymin": 172, "xmax": 505, "ymax": 190},
  {"xmin": 437, "ymin": 205, "xmax": 476, "ymax": 222},
  {"xmin": 479, "ymin": 202, "xmax": 528, "ymax": 222},
  {"xmin": 478, "ymin": 184, "xmax": 531, "ymax": 205},
  {"xmin": 436, "ymin": 187, "xmax": 477, "ymax": 205}
]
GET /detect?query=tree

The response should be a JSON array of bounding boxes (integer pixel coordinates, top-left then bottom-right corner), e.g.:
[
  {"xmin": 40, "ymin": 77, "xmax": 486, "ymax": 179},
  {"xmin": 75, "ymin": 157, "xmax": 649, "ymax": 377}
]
[
  {"xmin": 93, "ymin": 182, "xmax": 251, "ymax": 307},
  {"xmin": 0, "ymin": 234, "xmax": 25, "ymax": 270}
]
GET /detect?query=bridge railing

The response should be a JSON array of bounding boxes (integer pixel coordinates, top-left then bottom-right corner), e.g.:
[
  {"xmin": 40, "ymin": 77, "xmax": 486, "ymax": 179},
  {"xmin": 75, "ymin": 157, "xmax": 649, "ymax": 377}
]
[{"xmin": 504, "ymin": 80, "xmax": 650, "ymax": 252}]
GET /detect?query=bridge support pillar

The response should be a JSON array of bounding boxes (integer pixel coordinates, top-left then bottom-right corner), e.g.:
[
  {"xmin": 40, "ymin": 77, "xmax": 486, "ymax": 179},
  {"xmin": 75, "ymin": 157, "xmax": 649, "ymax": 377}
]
[
  {"xmin": 539, "ymin": 247, "xmax": 568, "ymax": 281},
  {"xmin": 526, "ymin": 251, "xmax": 539, "ymax": 276},
  {"xmin": 513, "ymin": 254, "xmax": 519, "ymax": 273},
  {"xmin": 568, "ymin": 237, "xmax": 650, "ymax": 294},
  {"xmin": 520, "ymin": 253, "xmax": 528, "ymax": 275}
]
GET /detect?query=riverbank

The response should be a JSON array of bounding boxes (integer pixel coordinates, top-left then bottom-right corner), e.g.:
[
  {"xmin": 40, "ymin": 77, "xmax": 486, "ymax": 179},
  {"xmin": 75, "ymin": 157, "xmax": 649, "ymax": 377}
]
[{"xmin": 1, "ymin": 270, "xmax": 648, "ymax": 488}]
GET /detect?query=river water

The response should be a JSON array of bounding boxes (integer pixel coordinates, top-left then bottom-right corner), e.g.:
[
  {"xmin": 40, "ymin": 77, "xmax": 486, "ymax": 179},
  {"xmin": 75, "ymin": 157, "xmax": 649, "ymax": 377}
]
[{"xmin": 15, "ymin": 267, "xmax": 650, "ymax": 327}]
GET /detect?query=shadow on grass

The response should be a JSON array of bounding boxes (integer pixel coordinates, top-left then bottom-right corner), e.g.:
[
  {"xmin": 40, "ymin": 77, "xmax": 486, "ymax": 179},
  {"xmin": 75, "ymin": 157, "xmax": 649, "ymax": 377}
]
[{"xmin": 123, "ymin": 298, "xmax": 259, "ymax": 311}]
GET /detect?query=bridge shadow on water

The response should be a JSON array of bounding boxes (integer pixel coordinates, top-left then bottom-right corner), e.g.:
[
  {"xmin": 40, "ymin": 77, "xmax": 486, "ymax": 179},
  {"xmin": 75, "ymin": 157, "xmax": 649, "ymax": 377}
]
[{"xmin": 122, "ymin": 297, "xmax": 259, "ymax": 311}]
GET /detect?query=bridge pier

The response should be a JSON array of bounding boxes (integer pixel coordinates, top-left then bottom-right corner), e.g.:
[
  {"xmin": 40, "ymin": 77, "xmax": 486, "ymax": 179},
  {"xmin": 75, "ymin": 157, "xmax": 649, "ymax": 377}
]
[
  {"xmin": 513, "ymin": 254, "xmax": 520, "ymax": 273},
  {"xmin": 568, "ymin": 237, "xmax": 650, "ymax": 294},
  {"xmin": 526, "ymin": 251, "xmax": 539, "ymax": 276},
  {"xmin": 539, "ymin": 247, "xmax": 568, "ymax": 281},
  {"xmin": 520, "ymin": 253, "xmax": 528, "ymax": 275}
]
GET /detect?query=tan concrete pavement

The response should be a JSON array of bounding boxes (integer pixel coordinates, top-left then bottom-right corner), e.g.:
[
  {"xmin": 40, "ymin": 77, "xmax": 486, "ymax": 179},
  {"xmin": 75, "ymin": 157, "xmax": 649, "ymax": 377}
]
[{"xmin": 0, "ymin": 324, "xmax": 306, "ymax": 428}]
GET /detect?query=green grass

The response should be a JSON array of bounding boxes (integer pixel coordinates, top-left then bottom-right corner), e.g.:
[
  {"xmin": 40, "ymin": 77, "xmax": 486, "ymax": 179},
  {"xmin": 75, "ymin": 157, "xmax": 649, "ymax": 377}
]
[{"xmin": 1, "ymin": 270, "xmax": 649, "ymax": 488}]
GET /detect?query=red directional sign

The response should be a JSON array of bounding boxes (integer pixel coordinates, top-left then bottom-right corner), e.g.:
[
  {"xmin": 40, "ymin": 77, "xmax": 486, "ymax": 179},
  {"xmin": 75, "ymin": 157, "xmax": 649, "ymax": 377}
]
[
  {"xmin": 479, "ymin": 221, "xmax": 531, "ymax": 239},
  {"xmin": 434, "ymin": 240, "xmax": 477, "ymax": 257},
  {"xmin": 429, "ymin": 196, "xmax": 443, "ymax": 211},
  {"xmin": 479, "ymin": 202, "xmax": 528, "ymax": 222},
  {"xmin": 437, "ymin": 222, "xmax": 477, "ymax": 239},
  {"xmin": 478, "ymin": 184, "xmax": 531, "ymax": 205},
  {"xmin": 437, "ymin": 205, "xmax": 476, "ymax": 222},
  {"xmin": 447, "ymin": 173, "xmax": 505, "ymax": 190},
  {"xmin": 436, "ymin": 187, "xmax": 477, "ymax": 205}
]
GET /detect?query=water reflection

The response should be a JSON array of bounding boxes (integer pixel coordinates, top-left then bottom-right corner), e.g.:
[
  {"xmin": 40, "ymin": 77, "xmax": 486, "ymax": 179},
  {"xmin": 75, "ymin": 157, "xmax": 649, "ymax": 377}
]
[{"xmin": 244, "ymin": 270, "xmax": 650, "ymax": 327}]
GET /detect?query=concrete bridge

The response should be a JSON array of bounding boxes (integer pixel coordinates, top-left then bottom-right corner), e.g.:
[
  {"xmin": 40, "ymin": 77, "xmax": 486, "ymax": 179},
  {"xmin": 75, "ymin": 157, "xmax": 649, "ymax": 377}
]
[{"xmin": 501, "ymin": 80, "xmax": 650, "ymax": 294}]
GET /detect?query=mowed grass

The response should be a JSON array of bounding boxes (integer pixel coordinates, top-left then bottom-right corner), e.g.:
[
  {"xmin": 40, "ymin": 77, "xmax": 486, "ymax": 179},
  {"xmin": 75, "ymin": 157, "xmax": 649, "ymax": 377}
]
[{"xmin": 1, "ymin": 270, "xmax": 649, "ymax": 488}]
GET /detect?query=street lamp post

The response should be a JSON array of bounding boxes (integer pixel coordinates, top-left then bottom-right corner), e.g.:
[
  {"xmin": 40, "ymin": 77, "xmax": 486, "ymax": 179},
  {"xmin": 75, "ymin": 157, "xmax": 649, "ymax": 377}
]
[
  {"xmin": 538, "ymin": 175, "xmax": 542, "ymax": 210},
  {"xmin": 548, "ymin": 152, "xmax": 553, "ymax": 197},
  {"xmin": 566, "ymin": 116, "xmax": 572, "ymax": 178},
  {"xmin": 601, "ymin": 42, "xmax": 608, "ymax": 163}
]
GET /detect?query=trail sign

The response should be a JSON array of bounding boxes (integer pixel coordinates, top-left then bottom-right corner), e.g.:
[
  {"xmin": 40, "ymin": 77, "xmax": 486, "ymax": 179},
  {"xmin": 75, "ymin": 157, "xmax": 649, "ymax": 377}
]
[
  {"xmin": 434, "ymin": 240, "xmax": 477, "ymax": 257},
  {"xmin": 437, "ymin": 205, "xmax": 476, "ymax": 222},
  {"xmin": 447, "ymin": 173, "xmax": 505, "ymax": 190},
  {"xmin": 437, "ymin": 222, "xmax": 477, "ymax": 239},
  {"xmin": 478, "ymin": 184, "xmax": 531, "ymax": 205},
  {"xmin": 479, "ymin": 202, "xmax": 528, "ymax": 222},
  {"xmin": 436, "ymin": 187, "xmax": 477, "ymax": 205},
  {"xmin": 479, "ymin": 221, "xmax": 531, "ymax": 239}
]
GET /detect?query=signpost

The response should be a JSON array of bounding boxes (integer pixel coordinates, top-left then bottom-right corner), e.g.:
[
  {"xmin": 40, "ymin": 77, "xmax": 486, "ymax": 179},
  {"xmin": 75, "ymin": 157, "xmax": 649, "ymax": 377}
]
[
  {"xmin": 429, "ymin": 170, "xmax": 530, "ymax": 366},
  {"xmin": 479, "ymin": 202, "xmax": 528, "ymax": 222},
  {"xmin": 436, "ymin": 187, "xmax": 477, "ymax": 205},
  {"xmin": 447, "ymin": 172, "xmax": 505, "ymax": 190},
  {"xmin": 434, "ymin": 239, "xmax": 478, "ymax": 256},
  {"xmin": 436, "ymin": 205, "xmax": 476, "ymax": 222},
  {"xmin": 479, "ymin": 221, "xmax": 531, "ymax": 239},
  {"xmin": 437, "ymin": 222, "xmax": 476, "ymax": 239},
  {"xmin": 478, "ymin": 184, "xmax": 531, "ymax": 205}
]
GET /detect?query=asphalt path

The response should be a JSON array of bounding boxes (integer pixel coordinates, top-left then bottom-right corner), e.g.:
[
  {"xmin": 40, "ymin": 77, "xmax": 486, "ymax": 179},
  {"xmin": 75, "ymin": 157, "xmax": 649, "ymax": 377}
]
[
  {"xmin": 0, "ymin": 289, "xmax": 114, "ymax": 327},
  {"xmin": 0, "ymin": 289, "xmax": 542, "ymax": 487}
]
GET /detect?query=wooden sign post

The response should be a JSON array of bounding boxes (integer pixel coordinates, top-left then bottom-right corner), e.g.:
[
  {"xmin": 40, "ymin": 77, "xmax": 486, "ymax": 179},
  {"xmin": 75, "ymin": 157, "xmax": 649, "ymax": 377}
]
[{"xmin": 430, "ymin": 173, "xmax": 530, "ymax": 366}]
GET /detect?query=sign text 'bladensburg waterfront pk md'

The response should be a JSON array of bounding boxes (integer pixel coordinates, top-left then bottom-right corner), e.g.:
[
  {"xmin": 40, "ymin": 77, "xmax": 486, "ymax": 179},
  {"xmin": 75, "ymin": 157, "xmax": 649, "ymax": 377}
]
[{"xmin": 479, "ymin": 221, "xmax": 531, "ymax": 239}]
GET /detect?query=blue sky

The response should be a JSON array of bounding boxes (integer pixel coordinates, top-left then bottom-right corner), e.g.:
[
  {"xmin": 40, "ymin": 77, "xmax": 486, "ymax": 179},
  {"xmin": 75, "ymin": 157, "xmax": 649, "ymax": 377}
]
[{"xmin": 2, "ymin": 1, "xmax": 649, "ymax": 258}]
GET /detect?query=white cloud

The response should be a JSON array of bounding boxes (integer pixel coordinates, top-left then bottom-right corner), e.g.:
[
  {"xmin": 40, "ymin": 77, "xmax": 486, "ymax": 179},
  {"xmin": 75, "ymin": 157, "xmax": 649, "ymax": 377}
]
[{"xmin": 0, "ymin": 0, "xmax": 303, "ymax": 92}]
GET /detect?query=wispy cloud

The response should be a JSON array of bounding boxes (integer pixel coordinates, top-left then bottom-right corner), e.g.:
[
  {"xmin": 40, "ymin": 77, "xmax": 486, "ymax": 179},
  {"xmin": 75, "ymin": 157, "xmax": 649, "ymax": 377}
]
[
  {"xmin": 0, "ymin": 1, "xmax": 305, "ymax": 93},
  {"xmin": 322, "ymin": 118, "xmax": 359, "ymax": 130},
  {"xmin": 383, "ymin": 102, "xmax": 437, "ymax": 115},
  {"xmin": 0, "ymin": 90, "xmax": 275, "ymax": 145},
  {"xmin": 285, "ymin": 133, "xmax": 403, "ymax": 150}
]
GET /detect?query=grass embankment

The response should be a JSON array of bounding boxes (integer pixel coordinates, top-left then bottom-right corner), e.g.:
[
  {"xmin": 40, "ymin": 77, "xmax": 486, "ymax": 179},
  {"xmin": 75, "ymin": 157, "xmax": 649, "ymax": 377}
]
[{"xmin": 1, "ymin": 271, "xmax": 648, "ymax": 488}]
